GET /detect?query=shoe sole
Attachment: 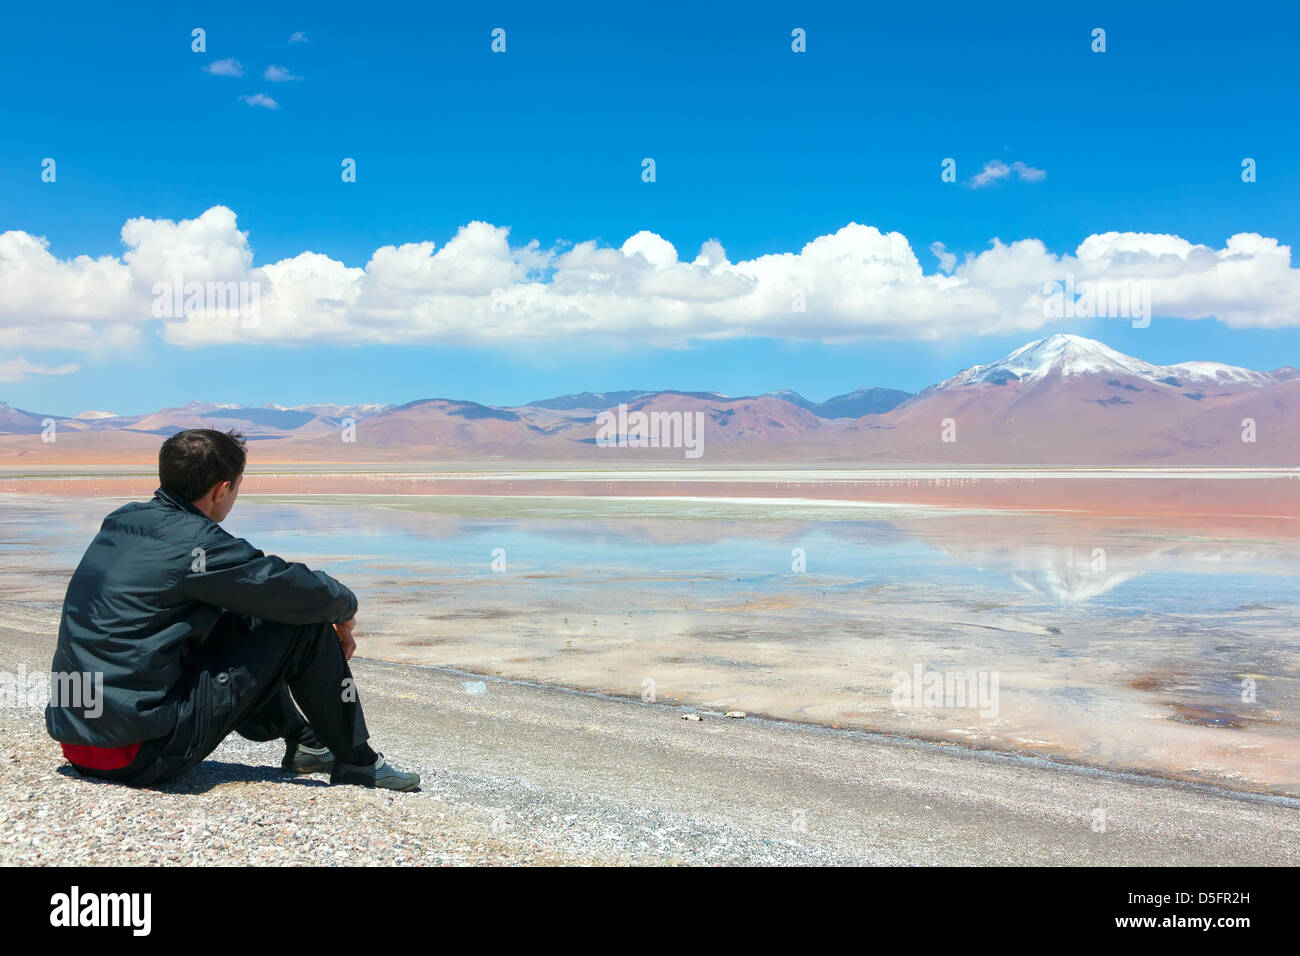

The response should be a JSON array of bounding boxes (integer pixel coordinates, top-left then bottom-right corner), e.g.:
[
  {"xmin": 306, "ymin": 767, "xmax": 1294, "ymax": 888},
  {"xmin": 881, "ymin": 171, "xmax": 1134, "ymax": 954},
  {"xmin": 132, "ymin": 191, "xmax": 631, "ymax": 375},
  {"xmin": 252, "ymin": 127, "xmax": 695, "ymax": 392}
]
[
  {"xmin": 329, "ymin": 771, "xmax": 422, "ymax": 792},
  {"xmin": 282, "ymin": 762, "xmax": 334, "ymax": 775}
]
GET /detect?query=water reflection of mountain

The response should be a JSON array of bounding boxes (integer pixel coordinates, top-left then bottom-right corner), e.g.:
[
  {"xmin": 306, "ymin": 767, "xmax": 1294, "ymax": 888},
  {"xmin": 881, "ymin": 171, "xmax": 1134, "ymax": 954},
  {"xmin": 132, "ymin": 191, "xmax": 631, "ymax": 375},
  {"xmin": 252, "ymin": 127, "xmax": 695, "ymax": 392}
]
[
  {"xmin": 900, "ymin": 516, "xmax": 1300, "ymax": 605},
  {"xmin": 14, "ymin": 496, "xmax": 1300, "ymax": 616},
  {"xmin": 1008, "ymin": 550, "xmax": 1145, "ymax": 603}
]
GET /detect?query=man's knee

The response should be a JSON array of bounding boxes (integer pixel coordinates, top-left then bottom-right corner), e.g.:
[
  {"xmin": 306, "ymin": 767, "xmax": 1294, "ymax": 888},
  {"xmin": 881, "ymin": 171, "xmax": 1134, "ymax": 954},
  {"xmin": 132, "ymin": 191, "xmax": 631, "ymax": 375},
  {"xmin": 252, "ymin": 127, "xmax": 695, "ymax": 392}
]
[
  {"xmin": 294, "ymin": 620, "xmax": 340, "ymax": 658},
  {"xmin": 253, "ymin": 619, "xmax": 342, "ymax": 678}
]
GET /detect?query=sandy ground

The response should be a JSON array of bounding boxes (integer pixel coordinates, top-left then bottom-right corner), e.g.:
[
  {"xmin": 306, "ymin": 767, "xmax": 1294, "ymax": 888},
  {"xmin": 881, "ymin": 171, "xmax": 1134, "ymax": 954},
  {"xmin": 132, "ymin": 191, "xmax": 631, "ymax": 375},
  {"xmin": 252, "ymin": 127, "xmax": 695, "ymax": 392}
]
[{"xmin": 2, "ymin": 608, "xmax": 1297, "ymax": 866}]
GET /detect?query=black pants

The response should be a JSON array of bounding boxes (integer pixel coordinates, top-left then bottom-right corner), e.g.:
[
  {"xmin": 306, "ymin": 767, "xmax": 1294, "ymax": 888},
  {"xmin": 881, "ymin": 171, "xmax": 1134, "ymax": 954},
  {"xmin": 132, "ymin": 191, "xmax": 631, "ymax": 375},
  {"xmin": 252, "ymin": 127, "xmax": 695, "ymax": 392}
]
[{"xmin": 75, "ymin": 613, "xmax": 376, "ymax": 786}]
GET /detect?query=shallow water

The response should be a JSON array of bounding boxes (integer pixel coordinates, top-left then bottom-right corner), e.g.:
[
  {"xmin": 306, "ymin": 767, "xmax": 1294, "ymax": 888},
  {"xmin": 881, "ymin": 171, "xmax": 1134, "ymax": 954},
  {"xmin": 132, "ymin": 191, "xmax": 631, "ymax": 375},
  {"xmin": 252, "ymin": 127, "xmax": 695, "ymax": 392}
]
[{"xmin": 3, "ymin": 491, "xmax": 1298, "ymax": 794}]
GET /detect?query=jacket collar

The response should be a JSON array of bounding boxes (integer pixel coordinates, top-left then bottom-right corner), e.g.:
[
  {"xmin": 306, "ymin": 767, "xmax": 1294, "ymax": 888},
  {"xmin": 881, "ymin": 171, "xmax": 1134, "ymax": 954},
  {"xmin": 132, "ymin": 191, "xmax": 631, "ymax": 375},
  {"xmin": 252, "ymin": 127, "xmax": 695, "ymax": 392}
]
[{"xmin": 154, "ymin": 486, "xmax": 211, "ymax": 520}]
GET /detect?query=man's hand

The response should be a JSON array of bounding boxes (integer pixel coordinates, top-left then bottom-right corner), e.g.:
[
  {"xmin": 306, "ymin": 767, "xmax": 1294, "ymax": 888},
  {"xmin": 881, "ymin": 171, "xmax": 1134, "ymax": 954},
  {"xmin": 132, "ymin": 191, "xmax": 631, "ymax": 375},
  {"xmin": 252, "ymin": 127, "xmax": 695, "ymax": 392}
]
[{"xmin": 334, "ymin": 618, "xmax": 357, "ymax": 661}]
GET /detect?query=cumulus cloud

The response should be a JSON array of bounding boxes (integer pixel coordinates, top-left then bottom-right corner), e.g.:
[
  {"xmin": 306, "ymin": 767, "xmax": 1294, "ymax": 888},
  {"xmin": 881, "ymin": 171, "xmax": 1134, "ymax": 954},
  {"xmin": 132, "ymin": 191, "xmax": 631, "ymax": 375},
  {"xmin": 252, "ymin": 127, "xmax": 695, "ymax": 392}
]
[
  {"xmin": 203, "ymin": 58, "xmax": 244, "ymax": 77},
  {"xmin": 971, "ymin": 160, "xmax": 1046, "ymax": 188},
  {"xmin": 240, "ymin": 93, "xmax": 279, "ymax": 109},
  {"xmin": 0, "ymin": 229, "xmax": 135, "ymax": 321},
  {"xmin": 2, "ymin": 207, "xmax": 1299, "ymax": 353},
  {"xmin": 0, "ymin": 357, "xmax": 79, "ymax": 383},
  {"xmin": 264, "ymin": 65, "xmax": 302, "ymax": 82}
]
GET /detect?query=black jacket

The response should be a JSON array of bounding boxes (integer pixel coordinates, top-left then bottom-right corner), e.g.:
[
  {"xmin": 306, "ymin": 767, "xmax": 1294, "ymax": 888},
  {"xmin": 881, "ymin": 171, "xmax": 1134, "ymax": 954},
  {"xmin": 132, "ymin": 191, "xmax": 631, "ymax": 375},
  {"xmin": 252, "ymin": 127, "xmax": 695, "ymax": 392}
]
[{"xmin": 46, "ymin": 487, "xmax": 357, "ymax": 747}]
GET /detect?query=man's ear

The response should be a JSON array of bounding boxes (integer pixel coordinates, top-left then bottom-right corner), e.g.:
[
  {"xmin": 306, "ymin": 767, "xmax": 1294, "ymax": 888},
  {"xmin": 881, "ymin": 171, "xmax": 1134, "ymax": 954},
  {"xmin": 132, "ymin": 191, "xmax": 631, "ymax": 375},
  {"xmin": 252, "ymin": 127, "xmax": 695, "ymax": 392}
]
[{"xmin": 214, "ymin": 480, "xmax": 232, "ymax": 502}]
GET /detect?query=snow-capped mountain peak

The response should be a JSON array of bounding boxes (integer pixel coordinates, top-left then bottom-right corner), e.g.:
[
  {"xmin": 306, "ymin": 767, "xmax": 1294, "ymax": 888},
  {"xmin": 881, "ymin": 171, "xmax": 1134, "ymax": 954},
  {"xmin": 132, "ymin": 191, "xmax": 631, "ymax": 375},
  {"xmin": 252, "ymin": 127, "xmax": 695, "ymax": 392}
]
[
  {"xmin": 946, "ymin": 334, "xmax": 1159, "ymax": 387},
  {"xmin": 938, "ymin": 333, "xmax": 1278, "ymax": 390},
  {"xmin": 1161, "ymin": 361, "xmax": 1277, "ymax": 388}
]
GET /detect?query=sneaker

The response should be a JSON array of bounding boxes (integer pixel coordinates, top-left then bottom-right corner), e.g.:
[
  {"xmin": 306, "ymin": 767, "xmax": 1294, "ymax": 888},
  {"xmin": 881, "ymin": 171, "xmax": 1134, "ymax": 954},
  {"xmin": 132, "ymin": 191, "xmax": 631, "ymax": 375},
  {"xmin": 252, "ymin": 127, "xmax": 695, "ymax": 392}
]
[
  {"xmin": 330, "ymin": 753, "xmax": 421, "ymax": 792},
  {"xmin": 281, "ymin": 742, "xmax": 335, "ymax": 775}
]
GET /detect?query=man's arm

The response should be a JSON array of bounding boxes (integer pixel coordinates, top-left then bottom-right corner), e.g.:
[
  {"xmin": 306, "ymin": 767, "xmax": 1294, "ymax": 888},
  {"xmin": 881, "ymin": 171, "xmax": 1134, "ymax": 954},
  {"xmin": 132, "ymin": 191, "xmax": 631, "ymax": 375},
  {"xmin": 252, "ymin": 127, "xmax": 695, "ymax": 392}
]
[
  {"xmin": 178, "ymin": 532, "xmax": 357, "ymax": 625},
  {"xmin": 334, "ymin": 618, "xmax": 357, "ymax": 660}
]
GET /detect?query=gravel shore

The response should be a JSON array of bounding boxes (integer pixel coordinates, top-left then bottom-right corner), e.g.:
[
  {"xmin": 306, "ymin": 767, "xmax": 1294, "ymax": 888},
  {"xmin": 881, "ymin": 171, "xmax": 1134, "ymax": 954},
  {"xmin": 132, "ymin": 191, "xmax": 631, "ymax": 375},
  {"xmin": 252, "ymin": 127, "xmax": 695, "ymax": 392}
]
[{"xmin": 3, "ymin": 602, "xmax": 1298, "ymax": 866}]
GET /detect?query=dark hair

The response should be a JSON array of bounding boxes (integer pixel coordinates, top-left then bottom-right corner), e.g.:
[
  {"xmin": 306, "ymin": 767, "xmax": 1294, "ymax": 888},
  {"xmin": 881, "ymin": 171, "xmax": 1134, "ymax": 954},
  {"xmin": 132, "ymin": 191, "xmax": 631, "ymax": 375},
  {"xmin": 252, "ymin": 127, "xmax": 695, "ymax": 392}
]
[{"xmin": 158, "ymin": 429, "xmax": 247, "ymax": 502}]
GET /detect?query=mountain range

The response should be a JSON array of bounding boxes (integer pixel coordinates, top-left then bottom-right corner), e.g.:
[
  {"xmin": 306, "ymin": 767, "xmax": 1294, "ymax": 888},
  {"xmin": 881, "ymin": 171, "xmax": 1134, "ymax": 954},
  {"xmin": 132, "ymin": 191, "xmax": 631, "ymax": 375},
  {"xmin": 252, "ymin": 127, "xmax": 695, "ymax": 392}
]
[{"xmin": 2, "ymin": 335, "xmax": 1296, "ymax": 465}]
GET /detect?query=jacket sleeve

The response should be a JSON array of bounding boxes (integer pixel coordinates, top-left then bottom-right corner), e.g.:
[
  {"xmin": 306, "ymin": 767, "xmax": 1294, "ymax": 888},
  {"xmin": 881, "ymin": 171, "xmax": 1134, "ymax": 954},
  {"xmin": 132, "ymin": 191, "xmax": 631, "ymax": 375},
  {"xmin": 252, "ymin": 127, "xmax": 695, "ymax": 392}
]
[{"xmin": 177, "ymin": 531, "xmax": 357, "ymax": 625}]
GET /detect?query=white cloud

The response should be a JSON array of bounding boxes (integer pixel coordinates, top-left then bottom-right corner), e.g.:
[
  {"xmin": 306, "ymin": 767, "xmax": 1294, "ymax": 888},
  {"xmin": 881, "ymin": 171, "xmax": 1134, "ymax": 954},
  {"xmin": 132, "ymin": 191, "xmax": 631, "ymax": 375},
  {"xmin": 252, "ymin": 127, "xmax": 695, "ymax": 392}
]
[
  {"xmin": 0, "ymin": 229, "xmax": 135, "ymax": 321},
  {"xmin": 2, "ymin": 207, "xmax": 1300, "ymax": 353},
  {"xmin": 289, "ymin": 32, "xmax": 310, "ymax": 44},
  {"xmin": 0, "ymin": 357, "xmax": 79, "ymax": 383},
  {"xmin": 1012, "ymin": 161, "xmax": 1046, "ymax": 182},
  {"xmin": 203, "ymin": 58, "xmax": 244, "ymax": 77},
  {"xmin": 971, "ymin": 159, "xmax": 1045, "ymax": 188},
  {"xmin": 240, "ymin": 93, "xmax": 279, "ymax": 110},
  {"xmin": 929, "ymin": 241, "xmax": 957, "ymax": 274},
  {"xmin": 264, "ymin": 65, "xmax": 302, "ymax": 82},
  {"xmin": 121, "ymin": 205, "xmax": 253, "ymax": 283}
]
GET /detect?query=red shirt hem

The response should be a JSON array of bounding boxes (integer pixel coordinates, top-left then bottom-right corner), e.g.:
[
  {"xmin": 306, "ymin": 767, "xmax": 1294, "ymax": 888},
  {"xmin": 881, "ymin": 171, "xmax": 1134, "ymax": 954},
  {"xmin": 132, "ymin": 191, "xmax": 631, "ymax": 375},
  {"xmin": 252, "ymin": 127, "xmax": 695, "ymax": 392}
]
[{"xmin": 61, "ymin": 742, "xmax": 141, "ymax": 770}]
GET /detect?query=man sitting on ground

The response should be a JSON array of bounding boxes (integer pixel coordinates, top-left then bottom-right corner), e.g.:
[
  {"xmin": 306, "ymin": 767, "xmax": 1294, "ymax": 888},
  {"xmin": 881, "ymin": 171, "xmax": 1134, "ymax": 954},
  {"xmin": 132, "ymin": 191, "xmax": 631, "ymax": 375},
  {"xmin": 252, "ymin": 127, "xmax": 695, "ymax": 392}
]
[{"xmin": 45, "ymin": 428, "xmax": 419, "ymax": 791}]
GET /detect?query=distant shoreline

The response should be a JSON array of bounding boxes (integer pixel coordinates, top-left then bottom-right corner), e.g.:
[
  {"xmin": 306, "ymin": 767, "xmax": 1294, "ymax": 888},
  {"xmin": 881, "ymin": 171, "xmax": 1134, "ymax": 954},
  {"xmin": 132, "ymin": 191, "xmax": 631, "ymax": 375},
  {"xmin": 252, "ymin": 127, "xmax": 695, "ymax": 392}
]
[{"xmin": 3, "ymin": 466, "xmax": 1297, "ymax": 526}]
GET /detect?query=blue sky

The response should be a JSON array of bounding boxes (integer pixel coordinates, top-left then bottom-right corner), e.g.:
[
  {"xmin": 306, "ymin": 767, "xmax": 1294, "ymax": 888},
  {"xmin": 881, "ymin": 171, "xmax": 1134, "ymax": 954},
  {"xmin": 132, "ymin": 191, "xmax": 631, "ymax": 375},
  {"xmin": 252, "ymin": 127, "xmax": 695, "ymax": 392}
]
[{"xmin": 2, "ymin": 0, "xmax": 1298, "ymax": 415}]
